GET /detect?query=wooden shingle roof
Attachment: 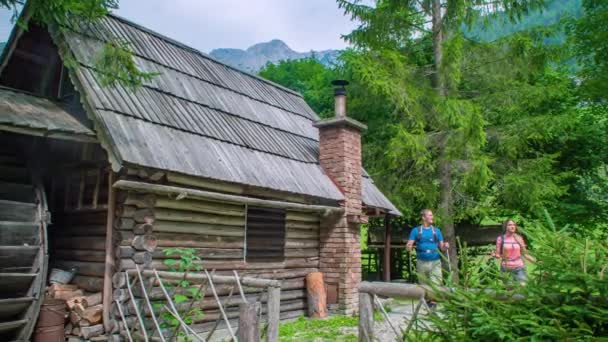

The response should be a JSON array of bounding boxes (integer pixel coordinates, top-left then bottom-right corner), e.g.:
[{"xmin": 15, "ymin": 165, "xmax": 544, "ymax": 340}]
[
  {"xmin": 0, "ymin": 86, "xmax": 95, "ymax": 142},
  {"xmin": 52, "ymin": 14, "xmax": 398, "ymax": 212}
]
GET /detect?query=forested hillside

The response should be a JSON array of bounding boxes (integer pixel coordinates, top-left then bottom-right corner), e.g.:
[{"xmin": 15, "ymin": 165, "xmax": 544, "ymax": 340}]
[
  {"xmin": 260, "ymin": 0, "xmax": 608, "ymax": 233},
  {"xmin": 465, "ymin": 0, "xmax": 582, "ymax": 42}
]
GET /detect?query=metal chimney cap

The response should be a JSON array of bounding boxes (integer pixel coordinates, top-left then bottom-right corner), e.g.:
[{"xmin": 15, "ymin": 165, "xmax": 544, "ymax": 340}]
[{"xmin": 331, "ymin": 80, "xmax": 349, "ymax": 87}]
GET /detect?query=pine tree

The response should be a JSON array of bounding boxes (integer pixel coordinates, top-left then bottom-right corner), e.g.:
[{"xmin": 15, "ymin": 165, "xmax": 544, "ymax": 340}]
[{"xmin": 337, "ymin": 0, "xmax": 547, "ymax": 277}]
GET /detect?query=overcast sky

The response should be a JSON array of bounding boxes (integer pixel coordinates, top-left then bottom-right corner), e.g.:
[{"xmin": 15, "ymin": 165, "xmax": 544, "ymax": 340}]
[{"xmin": 1, "ymin": 1, "xmax": 359, "ymax": 53}]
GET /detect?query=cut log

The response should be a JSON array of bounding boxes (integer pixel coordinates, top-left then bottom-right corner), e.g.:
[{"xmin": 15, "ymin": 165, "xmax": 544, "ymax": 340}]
[
  {"xmin": 66, "ymin": 296, "xmax": 88, "ymax": 310},
  {"xmin": 49, "ymin": 283, "xmax": 78, "ymax": 294},
  {"xmin": 115, "ymin": 246, "xmax": 136, "ymax": 259},
  {"xmin": 132, "ymin": 251, "xmax": 152, "ymax": 265},
  {"xmin": 81, "ymin": 304, "xmax": 103, "ymax": 325},
  {"xmin": 86, "ymin": 292, "xmax": 103, "ymax": 306},
  {"xmin": 133, "ymin": 223, "xmax": 153, "ymax": 235},
  {"xmin": 81, "ymin": 324, "xmax": 105, "ymax": 339},
  {"xmin": 131, "ymin": 235, "xmax": 157, "ymax": 252},
  {"xmin": 54, "ymin": 289, "xmax": 84, "ymax": 301},
  {"xmin": 113, "ymin": 289, "xmax": 129, "ymax": 303},
  {"xmin": 114, "ymin": 218, "xmax": 135, "ymax": 230},
  {"xmin": 124, "ymin": 193, "xmax": 156, "ymax": 208},
  {"xmin": 132, "ymin": 209, "xmax": 155, "ymax": 223},
  {"xmin": 112, "ymin": 272, "xmax": 126, "ymax": 289},
  {"xmin": 71, "ymin": 275, "xmax": 104, "ymax": 292},
  {"xmin": 305, "ymin": 272, "xmax": 327, "ymax": 318},
  {"xmin": 70, "ymin": 311, "xmax": 83, "ymax": 325}
]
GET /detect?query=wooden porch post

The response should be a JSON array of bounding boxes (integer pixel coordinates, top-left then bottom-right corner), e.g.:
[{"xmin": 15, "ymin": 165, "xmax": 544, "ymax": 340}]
[
  {"xmin": 103, "ymin": 172, "xmax": 116, "ymax": 332},
  {"xmin": 383, "ymin": 215, "xmax": 391, "ymax": 282}
]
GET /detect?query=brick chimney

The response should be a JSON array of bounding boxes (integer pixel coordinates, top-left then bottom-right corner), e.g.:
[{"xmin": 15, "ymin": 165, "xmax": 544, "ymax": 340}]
[{"xmin": 314, "ymin": 80, "xmax": 367, "ymax": 314}]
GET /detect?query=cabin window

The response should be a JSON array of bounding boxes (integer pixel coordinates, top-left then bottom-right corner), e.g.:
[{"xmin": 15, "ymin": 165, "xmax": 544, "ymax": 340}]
[{"xmin": 245, "ymin": 207, "xmax": 286, "ymax": 262}]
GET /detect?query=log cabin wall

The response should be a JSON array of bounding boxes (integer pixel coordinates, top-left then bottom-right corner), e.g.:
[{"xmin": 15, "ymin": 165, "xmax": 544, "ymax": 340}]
[
  {"xmin": 47, "ymin": 141, "xmax": 111, "ymax": 293},
  {"xmin": 111, "ymin": 168, "xmax": 322, "ymax": 333}
]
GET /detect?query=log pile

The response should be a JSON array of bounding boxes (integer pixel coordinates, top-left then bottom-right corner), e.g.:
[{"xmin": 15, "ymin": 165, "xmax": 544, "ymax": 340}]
[{"xmin": 46, "ymin": 284, "xmax": 105, "ymax": 340}]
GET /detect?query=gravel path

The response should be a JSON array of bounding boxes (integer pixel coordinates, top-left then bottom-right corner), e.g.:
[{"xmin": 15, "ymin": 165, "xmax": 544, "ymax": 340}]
[{"xmin": 337, "ymin": 299, "xmax": 430, "ymax": 341}]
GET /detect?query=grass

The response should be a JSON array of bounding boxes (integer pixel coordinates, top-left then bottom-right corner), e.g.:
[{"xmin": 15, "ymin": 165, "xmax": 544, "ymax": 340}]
[{"xmin": 279, "ymin": 313, "xmax": 384, "ymax": 341}]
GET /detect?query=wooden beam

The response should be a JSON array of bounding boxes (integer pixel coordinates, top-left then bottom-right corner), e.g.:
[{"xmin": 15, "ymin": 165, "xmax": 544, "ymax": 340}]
[
  {"xmin": 0, "ymin": 124, "xmax": 97, "ymax": 143},
  {"xmin": 238, "ymin": 302, "xmax": 260, "ymax": 342},
  {"xmin": 127, "ymin": 269, "xmax": 281, "ymax": 288},
  {"xmin": 383, "ymin": 215, "xmax": 391, "ymax": 282},
  {"xmin": 113, "ymin": 180, "xmax": 344, "ymax": 214},
  {"xmin": 358, "ymin": 292, "xmax": 374, "ymax": 342},
  {"xmin": 359, "ymin": 281, "xmax": 427, "ymax": 299},
  {"xmin": 103, "ymin": 172, "xmax": 116, "ymax": 332},
  {"xmin": 266, "ymin": 286, "xmax": 281, "ymax": 342}
]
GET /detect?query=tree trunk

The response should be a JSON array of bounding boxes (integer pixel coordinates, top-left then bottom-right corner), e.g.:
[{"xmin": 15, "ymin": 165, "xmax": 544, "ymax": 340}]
[{"xmin": 431, "ymin": 0, "xmax": 458, "ymax": 280}]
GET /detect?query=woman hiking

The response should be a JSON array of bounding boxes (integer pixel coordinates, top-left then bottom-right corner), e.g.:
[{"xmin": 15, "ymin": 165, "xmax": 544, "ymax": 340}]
[{"xmin": 492, "ymin": 219, "xmax": 535, "ymax": 285}]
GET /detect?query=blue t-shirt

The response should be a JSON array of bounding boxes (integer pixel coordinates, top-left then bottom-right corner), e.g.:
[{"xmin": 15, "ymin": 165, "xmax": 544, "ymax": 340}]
[{"xmin": 409, "ymin": 226, "xmax": 443, "ymax": 261}]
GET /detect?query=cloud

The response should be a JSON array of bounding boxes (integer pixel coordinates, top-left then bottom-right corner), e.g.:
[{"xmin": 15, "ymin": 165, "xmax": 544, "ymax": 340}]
[{"xmin": 115, "ymin": 0, "xmax": 356, "ymax": 52}]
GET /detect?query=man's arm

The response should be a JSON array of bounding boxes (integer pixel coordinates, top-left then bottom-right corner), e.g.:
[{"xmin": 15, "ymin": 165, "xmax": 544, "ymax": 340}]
[
  {"xmin": 406, "ymin": 239, "xmax": 415, "ymax": 252},
  {"xmin": 406, "ymin": 228, "xmax": 416, "ymax": 251}
]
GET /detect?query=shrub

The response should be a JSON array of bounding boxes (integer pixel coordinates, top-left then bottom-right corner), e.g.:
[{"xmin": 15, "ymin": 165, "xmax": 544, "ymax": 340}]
[{"xmin": 411, "ymin": 216, "xmax": 608, "ymax": 340}]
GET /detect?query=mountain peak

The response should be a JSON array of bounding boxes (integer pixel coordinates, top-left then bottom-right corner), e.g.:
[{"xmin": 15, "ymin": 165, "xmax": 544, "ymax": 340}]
[
  {"xmin": 246, "ymin": 39, "xmax": 293, "ymax": 54},
  {"xmin": 210, "ymin": 40, "xmax": 339, "ymax": 73}
]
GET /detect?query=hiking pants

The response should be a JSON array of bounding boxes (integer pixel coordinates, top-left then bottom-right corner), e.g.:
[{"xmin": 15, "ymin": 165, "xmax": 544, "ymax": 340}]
[{"xmin": 416, "ymin": 259, "xmax": 442, "ymax": 287}]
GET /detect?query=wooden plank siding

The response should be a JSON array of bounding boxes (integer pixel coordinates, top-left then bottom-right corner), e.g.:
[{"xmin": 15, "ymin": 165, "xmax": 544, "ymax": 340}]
[
  {"xmin": 49, "ymin": 209, "xmax": 108, "ymax": 292},
  {"xmin": 112, "ymin": 172, "xmax": 321, "ymax": 332}
]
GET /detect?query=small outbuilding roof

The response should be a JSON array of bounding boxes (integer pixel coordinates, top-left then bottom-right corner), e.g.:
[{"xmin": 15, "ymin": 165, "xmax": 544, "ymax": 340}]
[{"xmin": 0, "ymin": 86, "xmax": 95, "ymax": 141}]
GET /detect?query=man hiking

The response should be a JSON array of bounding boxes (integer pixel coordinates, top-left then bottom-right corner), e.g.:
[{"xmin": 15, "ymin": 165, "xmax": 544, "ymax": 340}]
[{"xmin": 406, "ymin": 209, "xmax": 449, "ymax": 307}]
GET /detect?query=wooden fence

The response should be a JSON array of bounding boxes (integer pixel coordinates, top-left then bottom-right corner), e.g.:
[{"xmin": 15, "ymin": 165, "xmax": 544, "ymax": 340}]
[
  {"xmin": 358, "ymin": 281, "xmax": 433, "ymax": 342},
  {"xmin": 114, "ymin": 267, "xmax": 282, "ymax": 341}
]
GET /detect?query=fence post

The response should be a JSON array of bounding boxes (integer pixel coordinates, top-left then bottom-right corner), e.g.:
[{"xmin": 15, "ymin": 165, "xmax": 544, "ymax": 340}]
[
  {"xmin": 266, "ymin": 285, "xmax": 281, "ymax": 342},
  {"xmin": 239, "ymin": 301, "xmax": 260, "ymax": 342},
  {"xmin": 358, "ymin": 291, "xmax": 374, "ymax": 342}
]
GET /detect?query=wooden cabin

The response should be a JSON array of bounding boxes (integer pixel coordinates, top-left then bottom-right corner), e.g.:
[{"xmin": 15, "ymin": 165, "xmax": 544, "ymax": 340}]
[{"xmin": 0, "ymin": 9, "xmax": 400, "ymax": 341}]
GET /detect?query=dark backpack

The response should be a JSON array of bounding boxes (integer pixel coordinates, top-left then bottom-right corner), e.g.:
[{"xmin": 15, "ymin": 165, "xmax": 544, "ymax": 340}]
[{"xmin": 416, "ymin": 225, "xmax": 438, "ymax": 244}]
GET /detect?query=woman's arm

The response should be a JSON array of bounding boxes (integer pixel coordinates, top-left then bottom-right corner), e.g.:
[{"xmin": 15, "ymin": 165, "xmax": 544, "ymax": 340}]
[
  {"xmin": 516, "ymin": 235, "xmax": 537, "ymax": 263},
  {"xmin": 492, "ymin": 237, "xmax": 502, "ymax": 259}
]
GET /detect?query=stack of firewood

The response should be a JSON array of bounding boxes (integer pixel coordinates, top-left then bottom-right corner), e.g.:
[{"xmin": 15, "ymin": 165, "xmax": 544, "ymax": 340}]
[{"xmin": 47, "ymin": 284, "xmax": 105, "ymax": 340}]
